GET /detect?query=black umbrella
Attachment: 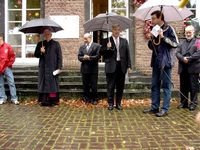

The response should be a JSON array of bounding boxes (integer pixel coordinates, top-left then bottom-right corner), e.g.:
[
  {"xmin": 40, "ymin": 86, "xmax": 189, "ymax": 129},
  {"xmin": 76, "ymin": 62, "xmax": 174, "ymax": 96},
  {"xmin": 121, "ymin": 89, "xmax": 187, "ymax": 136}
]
[{"xmin": 19, "ymin": 18, "xmax": 63, "ymax": 34}]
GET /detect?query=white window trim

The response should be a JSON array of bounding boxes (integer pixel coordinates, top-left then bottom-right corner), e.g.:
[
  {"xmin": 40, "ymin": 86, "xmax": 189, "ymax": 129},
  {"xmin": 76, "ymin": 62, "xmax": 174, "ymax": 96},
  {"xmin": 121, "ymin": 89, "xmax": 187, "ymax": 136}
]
[
  {"xmin": 5, "ymin": 0, "xmax": 39, "ymax": 65},
  {"xmin": 108, "ymin": 0, "xmax": 129, "ymax": 41}
]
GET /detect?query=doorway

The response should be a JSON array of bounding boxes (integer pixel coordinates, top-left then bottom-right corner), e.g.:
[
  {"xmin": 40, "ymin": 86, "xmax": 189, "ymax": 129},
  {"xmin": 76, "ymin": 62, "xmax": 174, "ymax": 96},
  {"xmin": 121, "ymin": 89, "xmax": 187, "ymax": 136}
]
[{"xmin": 92, "ymin": 0, "xmax": 108, "ymax": 44}]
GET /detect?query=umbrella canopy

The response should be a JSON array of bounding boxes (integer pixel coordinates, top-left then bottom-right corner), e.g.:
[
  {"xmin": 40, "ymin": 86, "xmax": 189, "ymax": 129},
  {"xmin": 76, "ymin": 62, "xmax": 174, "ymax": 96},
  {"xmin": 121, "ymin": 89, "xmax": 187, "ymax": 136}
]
[
  {"xmin": 19, "ymin": 18, "xmax": 63, "ymax": 34},
  {"xmin": 133, "ymin": 0, "xmax": 193, "ymax": 22},
  {"xmin": 83, "ymin": 12, "xmax": 133, "ymax": 32}
]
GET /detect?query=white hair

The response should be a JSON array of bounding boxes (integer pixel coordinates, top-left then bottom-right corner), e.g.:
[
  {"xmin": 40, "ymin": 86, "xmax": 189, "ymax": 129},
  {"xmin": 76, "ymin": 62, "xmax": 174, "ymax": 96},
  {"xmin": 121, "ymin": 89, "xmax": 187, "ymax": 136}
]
[
  {"xmin": 185, "ymin": 25, "xmax": 195, "ymax": 32},
  {"xmin": 84, "ymin": 33, "xmax": 92, "ymax": 38}
]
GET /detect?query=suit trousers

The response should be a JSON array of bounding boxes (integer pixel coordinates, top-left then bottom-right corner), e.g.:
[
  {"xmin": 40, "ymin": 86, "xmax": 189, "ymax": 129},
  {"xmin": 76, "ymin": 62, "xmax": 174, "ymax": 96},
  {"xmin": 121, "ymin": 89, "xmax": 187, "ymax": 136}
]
[
  {"xmin": 106, "ymin": 61, "xmax": 125, "ymax": 106},
  {"xmin": 180, "ymin": 69, "xmax": 199, "ymax": 106},
  {"xmin": 82, "ymin": 73, "xmax": 98, "ymax": 102}
]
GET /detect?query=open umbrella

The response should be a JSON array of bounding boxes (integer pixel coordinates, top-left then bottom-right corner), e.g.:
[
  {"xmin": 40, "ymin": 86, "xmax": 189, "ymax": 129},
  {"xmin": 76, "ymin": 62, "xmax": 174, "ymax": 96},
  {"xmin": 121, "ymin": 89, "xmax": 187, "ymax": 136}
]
[
  {"xmin": 133, "ymin": 0, "xmax": 193, "ymax": 22},
  {"xmin": 19, "ymin": 18, "xmax": 63, "ymax": 34},
  {"xmin": 83, "ymin": 12, "xmax": 133, "ymax": 32}
]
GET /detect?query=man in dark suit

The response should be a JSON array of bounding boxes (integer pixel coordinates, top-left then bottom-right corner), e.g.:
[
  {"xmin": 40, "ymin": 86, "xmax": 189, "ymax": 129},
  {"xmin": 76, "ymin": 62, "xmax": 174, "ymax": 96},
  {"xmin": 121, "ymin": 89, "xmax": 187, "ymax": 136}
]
[
  {"xmin": 176, "ymin": 25, "xmax": 200, "ymax": 111},
  {"xmin": 100, "ymin": 24, "xmax": 132, "ymax": 110},
  {"xmin": 78, "ymin": 33, "xmax": 101, "ymax": 105}
]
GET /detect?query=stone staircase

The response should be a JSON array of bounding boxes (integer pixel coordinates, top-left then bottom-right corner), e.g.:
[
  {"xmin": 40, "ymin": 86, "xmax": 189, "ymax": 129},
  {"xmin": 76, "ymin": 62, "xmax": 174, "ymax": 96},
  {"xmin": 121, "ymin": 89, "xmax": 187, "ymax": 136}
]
[{"xmin": 5, "ymin": 66, "xmax": 153, "ymax": 99}]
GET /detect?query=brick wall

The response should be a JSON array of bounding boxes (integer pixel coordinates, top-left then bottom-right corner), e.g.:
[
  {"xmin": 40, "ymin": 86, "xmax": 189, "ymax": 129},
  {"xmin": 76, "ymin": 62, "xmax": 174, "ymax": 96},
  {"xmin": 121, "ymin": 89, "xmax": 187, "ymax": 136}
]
[
  {"xmin": 45, "ymin": 0, "xmax": 85, "ymax": 69},
  {"xmin": 134, "ymin": 20, "xmax": 185, "ymax": 90}
]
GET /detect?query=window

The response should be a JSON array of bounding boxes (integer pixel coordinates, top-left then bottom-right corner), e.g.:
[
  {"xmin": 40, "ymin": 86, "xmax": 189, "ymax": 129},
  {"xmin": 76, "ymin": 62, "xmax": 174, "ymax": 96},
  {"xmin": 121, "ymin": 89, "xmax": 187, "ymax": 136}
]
[
  {"xmin": 109, "ymin": 0, "xmax": 129, "ymax": 39},
  {"xmin": 6, "ymin": 0, "xmax": 41, "ymax": 58}
]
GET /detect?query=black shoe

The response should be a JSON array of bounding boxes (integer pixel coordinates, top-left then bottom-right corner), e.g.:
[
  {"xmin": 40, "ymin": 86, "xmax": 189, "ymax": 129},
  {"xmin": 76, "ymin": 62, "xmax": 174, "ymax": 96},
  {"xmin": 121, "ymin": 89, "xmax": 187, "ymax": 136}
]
[
  {"xmin": 177, "ymin": 104, "xmax": 188, "ymax": 109},
  {"xmin": 189, "ymin": 105, "xmax": 196, "ymax": 111},
  {"xmin": 143, "ymin": 108, "xmax": 159, "ymax": 114},
  {"xmin": 91, "ymin": 100, "xmax": 97, "ymax": 105},
  {"xmin": 116, "ymin": 104, "xmax": 123, "ymax": 110},
  {"xmin": 156, "ymin": 110, "xmax": 168, "ymax": 117},
  {"xmin": 108, "ymin": 105, "xmax": 114, "ymax": 111}
]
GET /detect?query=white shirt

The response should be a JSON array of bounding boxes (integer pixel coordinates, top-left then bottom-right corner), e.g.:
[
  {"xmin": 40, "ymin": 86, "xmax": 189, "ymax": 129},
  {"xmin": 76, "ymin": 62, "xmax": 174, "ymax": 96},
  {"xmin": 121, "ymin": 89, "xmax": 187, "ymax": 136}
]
[
  {"xmin": 113, "ymin": 36, "xmax": 120, "ymax": 61},
  {"xmin": 86, "ymin": 41, "xmax": 92, "ymax": 52}
]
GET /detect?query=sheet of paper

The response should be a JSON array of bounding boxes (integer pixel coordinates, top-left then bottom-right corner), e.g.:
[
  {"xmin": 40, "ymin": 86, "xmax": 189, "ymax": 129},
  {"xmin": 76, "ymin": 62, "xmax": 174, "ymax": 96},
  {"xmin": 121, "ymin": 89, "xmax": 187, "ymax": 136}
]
[
  {"xmin": 151, "ymin": 25, "xmax": 161, "ymax": 37},
  {"xmin": 53, "ymin": 69, "xmax": 61, "ymax": 76}
]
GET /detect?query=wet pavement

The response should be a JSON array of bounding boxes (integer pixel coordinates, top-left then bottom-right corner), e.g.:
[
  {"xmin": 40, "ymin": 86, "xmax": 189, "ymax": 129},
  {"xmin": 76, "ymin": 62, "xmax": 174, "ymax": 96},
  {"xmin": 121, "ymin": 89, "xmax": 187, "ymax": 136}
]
[{"xmin": 0, "ymin": 100, "xmax": 200, "ymax": 150}]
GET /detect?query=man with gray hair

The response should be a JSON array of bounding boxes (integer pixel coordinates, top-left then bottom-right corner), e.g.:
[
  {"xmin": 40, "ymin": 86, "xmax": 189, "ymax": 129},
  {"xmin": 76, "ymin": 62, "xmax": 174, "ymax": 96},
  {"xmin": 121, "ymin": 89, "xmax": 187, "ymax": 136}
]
[
  {"xmin": 176, "ymin": 25, "xmax": 200, "ymax": 111},
  {"xmin": 78, "ymin": 33, "xmax": 101, "ymax": 105},
  {"xmin": 34, "ymin": 29, "xmax": 63, "ymax": 106},
  {"xmin": 100, "ymin": 24, "xmax": 132, "ymax": 110}
]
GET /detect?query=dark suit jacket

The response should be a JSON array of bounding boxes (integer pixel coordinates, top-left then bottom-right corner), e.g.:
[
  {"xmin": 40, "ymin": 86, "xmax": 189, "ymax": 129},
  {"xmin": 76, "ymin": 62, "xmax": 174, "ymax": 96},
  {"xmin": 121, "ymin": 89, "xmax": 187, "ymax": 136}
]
[
  {"xmin": 176, "ymin": 38, "xmax": 200, "ymax": 74},
  {"xmin": 100, "ymin": 36, "xmax": 131, "ymax": 74},
  {"xmin": 78, "ymin": 42, "xmax": 101, "ymax": 74}
]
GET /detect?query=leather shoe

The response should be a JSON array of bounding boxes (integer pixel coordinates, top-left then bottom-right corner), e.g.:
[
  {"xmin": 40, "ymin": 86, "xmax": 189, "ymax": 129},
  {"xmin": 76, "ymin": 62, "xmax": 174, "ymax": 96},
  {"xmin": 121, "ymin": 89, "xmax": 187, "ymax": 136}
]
[
  {"xmin": 108, "ymin": 105, "xmax": 114, "ymax": 111},
  {"xmin": 156, "ymin": 110, "xmax": 168, "ymax": 117},
  {"xmin": 177, "ymin": 103, "xmax": 188, "ymax": 109},
  {"xmin": 189, "ymin": 105, "xmax": 196, "ymax": 111},
  {"xmin": 91, "ymin": 100, "xmax": 97, "ymax": 105},
  {"xmin": 116, "ymin": 104, "xmax": 123, "ymax": 110},
  {"xmin": 143, "ymin": 108, "xmax": 159, "ymax": 114}
]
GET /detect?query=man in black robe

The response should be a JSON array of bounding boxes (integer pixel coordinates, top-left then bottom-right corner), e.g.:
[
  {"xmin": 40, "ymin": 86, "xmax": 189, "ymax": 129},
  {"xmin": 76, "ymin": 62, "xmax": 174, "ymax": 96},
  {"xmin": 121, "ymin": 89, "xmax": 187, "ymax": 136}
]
[{"xmin": 34, "ymin": 29, "xmax": 62, "ymax": 106}]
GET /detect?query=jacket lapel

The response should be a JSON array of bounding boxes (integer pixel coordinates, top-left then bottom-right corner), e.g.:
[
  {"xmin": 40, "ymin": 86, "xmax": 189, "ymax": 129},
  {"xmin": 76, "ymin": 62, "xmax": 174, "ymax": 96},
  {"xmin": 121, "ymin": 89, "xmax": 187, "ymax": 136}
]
[
  {"xmin": 87, "ymin": 42, "xmax": 93, "ymax": 54},
  {"xmin": 186, "ymin": 38, "xmax": 196, "ymax": 52}
]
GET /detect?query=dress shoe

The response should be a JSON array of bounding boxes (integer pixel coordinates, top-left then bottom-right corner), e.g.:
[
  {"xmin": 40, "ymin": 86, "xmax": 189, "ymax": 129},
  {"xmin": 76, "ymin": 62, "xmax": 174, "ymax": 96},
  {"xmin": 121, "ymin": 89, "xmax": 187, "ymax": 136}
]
[
  {"xmin": 108, "ymin": 105, "xmax": 114, "ymax": 111},
  {"xmin": 91, "ymin": 100, "xmax": 97, "ymax": 105},
  {"xmin": 143, "ymin": 108, "xmax": 159, "ymax": 114},
  {"xmin": 155, "ymin": 110, "xmax": 168, "ymax": 117},
  {"xmin": 189, "ymin": 105, "xmax": 196, "ymax": 111},
  {"xmin": 177, "ymin": 103, "xmax": 188, "ymax": 109},
  {"xmin": 116, "ymin": 104, "xmax": 123, "ymax": 110}
]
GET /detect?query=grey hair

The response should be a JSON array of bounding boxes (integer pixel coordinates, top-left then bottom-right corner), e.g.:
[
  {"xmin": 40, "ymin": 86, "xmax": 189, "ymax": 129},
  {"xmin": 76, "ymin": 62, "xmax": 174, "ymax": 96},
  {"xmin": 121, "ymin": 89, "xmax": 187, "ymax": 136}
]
[{"xmin": 84, "ymin": 33, "xmax": 92, "ymax": 38}]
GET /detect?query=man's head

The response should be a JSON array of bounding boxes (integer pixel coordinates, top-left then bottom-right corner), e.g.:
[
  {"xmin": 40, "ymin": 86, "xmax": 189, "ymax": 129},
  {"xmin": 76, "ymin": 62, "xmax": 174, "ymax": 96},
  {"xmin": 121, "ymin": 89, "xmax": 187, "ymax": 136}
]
[
  {"xmin": 83, "ymin": 33, "xmax": 92, "ymax": 44},
  {"xmin": 112, "ymin": 24, "xmax": 121, "ymax": 38},
  {"xmin": 43, "ymin": 29, "xmax": 52, "ymax": 41},
  {"xmin": 151, "ymin": 10, "xmax": 165, "ymax": 26},
  {"xmin": 185, "ymin": 25, "xmax": 195, "ymax": 40},
  {"xmin": 0, "ymin": 33, "xmax": 4, "ymax": 45}
]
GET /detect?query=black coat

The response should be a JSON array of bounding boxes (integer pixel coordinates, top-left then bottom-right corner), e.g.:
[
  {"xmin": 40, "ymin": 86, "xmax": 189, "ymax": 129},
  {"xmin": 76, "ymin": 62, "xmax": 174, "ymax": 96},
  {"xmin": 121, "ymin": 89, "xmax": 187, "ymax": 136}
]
[
  {"xmin": 176, "ymin": 38, "xmax": 200, "ymax": 74},
  {"xmin": 34, "ymin": 39, "xmax": 62, "ymax": 93},
  {"xmin": 100, "ymin": 37, "xmax": 131, "ymax": 74},
  {"xmin": 78, "ymin": 42, "xmax": 101, "ymax": 74}
]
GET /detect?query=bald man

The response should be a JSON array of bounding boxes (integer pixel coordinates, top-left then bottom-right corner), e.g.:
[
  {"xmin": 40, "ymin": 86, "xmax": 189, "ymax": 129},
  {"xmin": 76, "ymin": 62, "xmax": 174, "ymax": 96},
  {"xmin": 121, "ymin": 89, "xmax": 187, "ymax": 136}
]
[
  {"xmin": 176, "ymin": 25, "xmax": 200, "ymax": 111},
  {"xmin": 78, "ymin": 33, "xmax": 101, "ymax": 104}
]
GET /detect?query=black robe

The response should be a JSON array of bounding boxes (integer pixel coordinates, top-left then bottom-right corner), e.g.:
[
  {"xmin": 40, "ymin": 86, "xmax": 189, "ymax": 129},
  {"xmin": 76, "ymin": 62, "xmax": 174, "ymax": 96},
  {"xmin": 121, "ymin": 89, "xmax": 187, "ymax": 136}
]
[{"xmin": 34, "ymin": 39, "xmax": 62, "ymax": 93}]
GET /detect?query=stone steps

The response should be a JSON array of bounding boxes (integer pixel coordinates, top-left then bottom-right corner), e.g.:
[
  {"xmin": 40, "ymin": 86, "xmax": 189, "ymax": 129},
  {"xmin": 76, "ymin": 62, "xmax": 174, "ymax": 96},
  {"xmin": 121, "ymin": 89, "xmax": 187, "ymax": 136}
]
[{"xmin": 4, "ymin": 66, "xmax": 154, "ymax": 99}]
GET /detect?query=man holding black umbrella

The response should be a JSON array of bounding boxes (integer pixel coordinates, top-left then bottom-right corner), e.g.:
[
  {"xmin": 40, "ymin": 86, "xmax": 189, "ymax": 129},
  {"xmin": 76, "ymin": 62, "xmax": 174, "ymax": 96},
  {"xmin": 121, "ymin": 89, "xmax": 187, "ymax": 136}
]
[
  {"xmin": 34, "ymin": 29, "xmax": 62, "ymax": 106},
  {"xmin": 100, "ymin": 24, "xmax": 132, "ymax": 111}
]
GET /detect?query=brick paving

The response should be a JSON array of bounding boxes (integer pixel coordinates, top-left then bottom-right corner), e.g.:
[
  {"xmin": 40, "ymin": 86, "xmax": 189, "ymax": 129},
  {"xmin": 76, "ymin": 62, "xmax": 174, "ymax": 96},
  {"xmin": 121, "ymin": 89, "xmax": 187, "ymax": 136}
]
[{"xmin": 0, "ymin": 101, "xmax": 200, "ymax": 150}]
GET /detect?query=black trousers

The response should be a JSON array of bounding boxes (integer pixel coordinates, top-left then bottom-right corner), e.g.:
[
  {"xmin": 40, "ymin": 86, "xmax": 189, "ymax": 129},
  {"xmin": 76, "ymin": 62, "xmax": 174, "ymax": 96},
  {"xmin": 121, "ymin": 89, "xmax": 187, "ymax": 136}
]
[
  {"xmin": 180, "ymin": 70, "xmax": 199, "ymax": 107},
  {"xmin": 82, "ymin": 73, "xmax": 98, "ymax": 102},
  {"xmin": 106, "ymin": 62, "xmax": 125, "ymax": 106}
]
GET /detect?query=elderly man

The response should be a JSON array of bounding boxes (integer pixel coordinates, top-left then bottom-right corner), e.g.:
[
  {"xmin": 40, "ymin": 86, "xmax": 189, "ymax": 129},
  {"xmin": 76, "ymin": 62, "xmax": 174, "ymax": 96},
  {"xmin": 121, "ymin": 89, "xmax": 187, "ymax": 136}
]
[
  {"xmin": 143, "ymin": 10, "xmax": 178, "ymax": 117},
  {"xmin": 34, "ymin": 29, "xmax": 62, "ymax": 106},
  {"xmin": 176, "ymin": 25, "xmax": 200, "ymax": 111},
  {"xmin": 78, "ymin": 33, "xmax": 101, "ymax": 105},
  {"xmin": 100, "ymin": 24, "xmax": 132, "ymax": 111},
  {"xmin": 0, "ymin": 33, "xmax": 19, "ymax": 105}
]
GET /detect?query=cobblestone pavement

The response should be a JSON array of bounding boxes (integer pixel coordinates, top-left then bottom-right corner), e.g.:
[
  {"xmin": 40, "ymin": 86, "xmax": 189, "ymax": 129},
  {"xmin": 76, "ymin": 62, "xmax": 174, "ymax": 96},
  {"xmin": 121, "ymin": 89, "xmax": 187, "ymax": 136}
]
[{"xmin": 0, "ymin": 100, "xmax": 200, "ymax": 150}]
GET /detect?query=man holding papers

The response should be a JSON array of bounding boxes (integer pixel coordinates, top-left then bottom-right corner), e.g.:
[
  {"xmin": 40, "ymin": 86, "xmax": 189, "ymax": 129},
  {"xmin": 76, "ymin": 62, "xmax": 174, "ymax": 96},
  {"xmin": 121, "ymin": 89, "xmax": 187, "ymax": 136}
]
[{"xmin": 143, "ymin": 10, "xmax": 178, "ymax": 117}]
